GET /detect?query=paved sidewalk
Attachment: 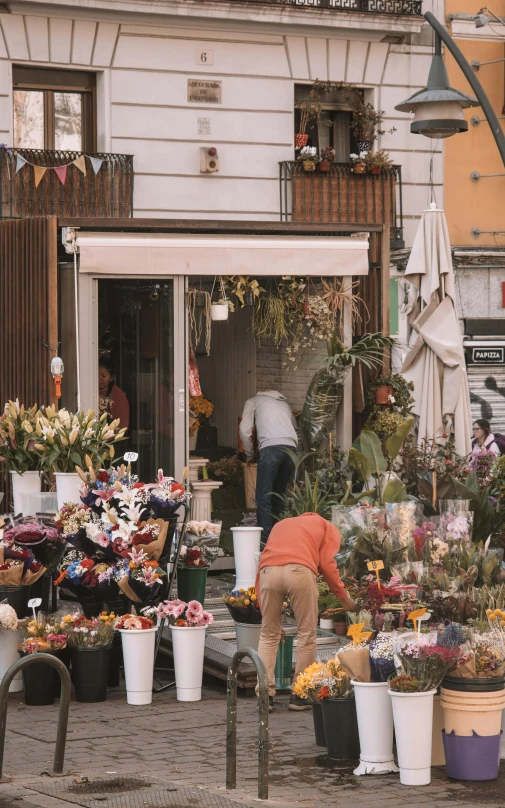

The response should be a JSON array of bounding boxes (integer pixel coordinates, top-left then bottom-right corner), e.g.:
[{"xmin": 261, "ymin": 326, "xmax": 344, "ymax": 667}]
[{"xmin": 0, "ymin": 679, "xmax": 504, "ymax": 808}]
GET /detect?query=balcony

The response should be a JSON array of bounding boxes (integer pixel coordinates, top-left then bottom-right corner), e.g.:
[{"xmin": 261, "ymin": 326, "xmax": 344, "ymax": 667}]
[
  {"xmin": 279, "ymin": 161, "xmax": 404, "ymax": 249},
  {"xmin": 0, "ymin": 149, "xmax": 134, "ymax": 219},
  {"xmin": 223, "ymin": 0, "xmax": 421, "ymax": 15}
]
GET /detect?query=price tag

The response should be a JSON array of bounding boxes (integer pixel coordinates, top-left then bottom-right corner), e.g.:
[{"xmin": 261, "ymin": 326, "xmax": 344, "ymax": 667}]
[
  {"xmin": 28, "ymin": 597, "xmax": 42, "ymax": 620},
  {"xmin": 124, "ymin": 452, "xmax": 138, "ymax": 463},
  {"xmin": 408, "ymin": 607, "xmax": 427, "ymax": 633},
  {"xmin": 367, "ymin": 559, "xmax": 385, "ymax": 589},
  {"xmin": 347, "ymin": 623, "xmax": 364, "ymax": 646}
]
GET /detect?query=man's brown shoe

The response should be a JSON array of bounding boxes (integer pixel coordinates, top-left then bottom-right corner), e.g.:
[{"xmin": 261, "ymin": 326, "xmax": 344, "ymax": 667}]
[{"xmin": 288, "ymin": 695, "xmax": 312, "ymax": 711}]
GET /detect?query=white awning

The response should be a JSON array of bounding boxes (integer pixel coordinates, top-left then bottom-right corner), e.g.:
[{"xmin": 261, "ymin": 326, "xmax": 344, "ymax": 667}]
[{"xmin": 76, "ymin": 232, "xmax": 370, "ymax": 276}]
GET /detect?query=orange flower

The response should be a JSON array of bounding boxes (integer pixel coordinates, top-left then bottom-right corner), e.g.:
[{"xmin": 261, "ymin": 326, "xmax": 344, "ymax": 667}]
[
  {"xmin": 54, "ymin": 570, "xmax": 68, "ymax": 586},
  {"xmin": 176, "ymin": 618, "xmax": 186, "ymax": 627}
]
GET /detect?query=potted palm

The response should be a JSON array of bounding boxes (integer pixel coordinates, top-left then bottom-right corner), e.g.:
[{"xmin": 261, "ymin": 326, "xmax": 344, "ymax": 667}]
[
  {"xmin": 159, "ymin": 599, "xmax": 213, "ymax": 701},
  {"xmin": 0, "ymin": 401, "xmax": 44, "ymax": 515},
  {"xmin": 115, "ymin": 613, "xmax": 157, "ymax": 705}
]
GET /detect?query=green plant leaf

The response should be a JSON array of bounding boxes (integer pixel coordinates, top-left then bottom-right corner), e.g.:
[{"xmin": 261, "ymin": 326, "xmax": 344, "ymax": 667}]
[
  {"xmin": 348, "ymin": 447, "xmax": 372, "ymax": 482},
  {"xmin": 344, "ymin": 489, "xmax": 376, "ymax": 506},
  {"xmin": 70, "ymin": 451, "xmax": 82, "ymax": 466},
  {"xmin": 357, "ymin": 430, "xmax": 387, "ymax": 476},
  {"xmin": 383, "ymin": 477, "xmax": 408, "ymax": 503},
  {"xmin": 385, "ymin": 416, "xmax": 414, "ymax": 462},
  {"xmin": 451, "ymin": 477, "xmax": 480, "ymax": 504}
]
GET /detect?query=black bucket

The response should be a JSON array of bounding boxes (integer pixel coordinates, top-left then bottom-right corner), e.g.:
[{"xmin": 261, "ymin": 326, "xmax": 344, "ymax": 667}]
[
  {"xmin": 312, "ymin": 702, "xmax": 326, "ymax": 747},
  {"xmin": 0, "ymin": 586, "xmax": 29, "ymax": 618},
  {"xmin": 108, "ymin": 632, "xmax": 123, "ymax": 688},
  {"xmin": 22, "ymin": 654, "xmax": 56, "ymax": 706},
  {"xmin": 28, "ymin": 576, "xmax": 52, "ymax": 613},
  {"xmin": 321, "ymin": 697, "xmax": 360, "ymax": 760},
  {"xmin": 71, "ymin": 646, "xmax": 111, "ymax": 702},
  {"xmin": 442, "ymin": 675, "xmax": 505, "ymax": 693},
  {"xmin": 52, "ymin": 647, "xmax": 71, "ymax": 698}
]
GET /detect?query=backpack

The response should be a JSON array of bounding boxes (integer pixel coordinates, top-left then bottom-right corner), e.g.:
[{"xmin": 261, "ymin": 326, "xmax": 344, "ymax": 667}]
[{"xmin": 493, "ymin": 433, "xmax": 505, "ymax": 455}]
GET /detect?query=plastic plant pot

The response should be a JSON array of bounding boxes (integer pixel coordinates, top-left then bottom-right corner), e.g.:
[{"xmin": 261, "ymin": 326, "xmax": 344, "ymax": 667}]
[
  {"xmin": 274, "ymin": 634, "xmax": 294, "ymax": 691},
  {"xmin": 334, "ymin": 622, "xmax": 347, "ymax": 636},
  {"xmin": 432, "ymin": 694, "xmax": 446, "ymax": 766},
  {"xmin": 319, "ymin": 618, "xmax": 335, "ymax": 631},
  {"xmin": 170, "ymin": 625, "xmax": 206, "ymax": 701},
  {"xmin": 231, "ymin": 526, "xmax": 261, "ymax": 591},
  {"xmin": 0, "ymin": 630, "xmax": 22, "ymax": 693},
  {"xmin": 389, "ymin": 688, "xmax": 436, "ymax": 785},
  {"xmin": 312, "ymin": 702, "xmax": 326, "ymax": 747},
  {"xmin": 9, "ymin": 470, "xmax": 41, "ymax": 516},
  {"xmin": 235, "ymin": 621, "xmax": 262, "ymax": 653},
  {"xmin": 321, "ymin": 697, "xmax": 360, "ymax": 760},
  {"xmin": 176, "ymin": 566, "xmax": 208, "ymax": 605},
  {"xmin": 440, "ymin": 690, "xmax": 505, "ymax": 737},
  {"xmin": 108, "ymin": 632, "xmax": 124, "ymax": 688},
  {"xmin": 119, "ymin": 628, "xmax": 157, "ymax": 705},
  {"xmin": 352, "ymin": 681, "xmax": 398, "ymax": 775},
  {"xmin": 22, "ymin": 654, "xmax": 56, "ymax": 705},
  {"xmin": 442, "ymin": 675, "xmax": 505, "ymax": 692},
  {"xmin": 71, "ymin": 646, "xmax": 111, "ymax": 703},
  {"xmin": 443, "ymin": 730, "xmax": 501, "ymax": 781},
  {"xmin": 0, "ymin": 586, "xmax": 29, "ymax": 619},
  {"xmin": 54, "ymin": 472, "xmax": 82, "ymax": 510}
]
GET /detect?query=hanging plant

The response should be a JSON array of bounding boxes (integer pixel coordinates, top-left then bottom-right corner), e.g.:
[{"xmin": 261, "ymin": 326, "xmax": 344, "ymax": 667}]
[
  {"xmin": 224, "ymin": 276, "xmax": 264, "ymax": 308},
  {"xmin": 187, "ymin": 289, "xmax": 211, "ymax": 355}
]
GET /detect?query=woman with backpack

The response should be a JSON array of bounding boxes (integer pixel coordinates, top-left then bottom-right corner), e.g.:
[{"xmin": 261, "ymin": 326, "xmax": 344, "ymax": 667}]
[{"xmin": 471, "ymin": 419, "xmax": 501, "ymax": 456}]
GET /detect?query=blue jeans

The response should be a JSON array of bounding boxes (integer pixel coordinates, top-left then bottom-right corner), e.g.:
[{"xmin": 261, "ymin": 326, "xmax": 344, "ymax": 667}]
[{"xmin": 256, "ymin": 445, "xmax": 295, "ymax": 545}]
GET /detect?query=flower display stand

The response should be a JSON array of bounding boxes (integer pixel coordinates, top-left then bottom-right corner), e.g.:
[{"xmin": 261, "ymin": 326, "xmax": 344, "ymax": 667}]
[
  {"xmin": 170, "ymin": 624, "xmax": 206, "ymax": 701},
  {"xmin": 188, "ymin": 458, "xmax": 209, "ymax": 484},
  {"xmin": 10, "ymin": 470, "xmax": 41, "ymax": 516},
  {"xmin": 119, "ymin": 627, "xmax": 157, "ymax": 705},
  {"xmin": 352, "ymin": 681, "xmax": 398, "ymax": 775},
  {"xmin": 190, "ymin": 480, "xmax": 223, "ymax": 522},
  {"xmin": 231, "ymin": 526, "xmax": 261, "ymax": 590},
  {"xmin": 389, "ymin": 688, "xmax": 436, "ymax": 785}
]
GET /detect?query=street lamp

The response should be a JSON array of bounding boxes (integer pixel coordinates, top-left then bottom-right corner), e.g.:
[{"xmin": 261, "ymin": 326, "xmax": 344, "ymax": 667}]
[{"xmin": 395, "ymin": 11, "xmax": 505, "ymax": 166}]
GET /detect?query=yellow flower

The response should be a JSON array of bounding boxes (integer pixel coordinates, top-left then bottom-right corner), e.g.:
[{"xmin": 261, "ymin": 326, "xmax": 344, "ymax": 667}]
[
  {"xmin": 494, "ymin": 609, "xmax": 502, "ymax": 616},
  {"xmin": 489, "ymin": 613, "xmax": 498, "ymax": 621}
]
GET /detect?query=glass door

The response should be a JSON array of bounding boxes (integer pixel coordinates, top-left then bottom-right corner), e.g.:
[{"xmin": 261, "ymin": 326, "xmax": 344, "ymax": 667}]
[{"xmin": 97, "ymin": 279, "xmax": 175, "ymax": 482}]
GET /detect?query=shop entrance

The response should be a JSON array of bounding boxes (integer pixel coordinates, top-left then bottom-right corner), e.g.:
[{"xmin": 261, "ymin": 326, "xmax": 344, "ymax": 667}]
[{"xmin": 97, "ymin": 279, "xmax": 175, "ymax": 482}]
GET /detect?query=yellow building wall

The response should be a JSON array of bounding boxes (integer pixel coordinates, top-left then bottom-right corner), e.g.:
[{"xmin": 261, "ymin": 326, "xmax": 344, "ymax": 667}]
[{"xmin": 445, "ymin": 0, "xmax": 505, "ymax": 247}]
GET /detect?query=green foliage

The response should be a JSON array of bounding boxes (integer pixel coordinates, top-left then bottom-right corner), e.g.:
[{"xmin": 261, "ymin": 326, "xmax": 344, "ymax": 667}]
[
  {"xmin": 451, "ymin": 471, "xmax": 503, "ymax": 543},
  {"xmin": 326, "ymin": 332, "xmax": 394, "ymax": 369},
  {"xmin": 348, "ymin": 417, "xmax": 414, "ymax": 505},
  {"xmin": 276, "ymin": 447, "xmax": 348, "ymax": 519}
]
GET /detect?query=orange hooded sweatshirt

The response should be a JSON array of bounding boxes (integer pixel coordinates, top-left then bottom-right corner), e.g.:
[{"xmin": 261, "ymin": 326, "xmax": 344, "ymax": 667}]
[{"xmin": 255, "ymin": 512, "xmax": 346, "ymax": 603}]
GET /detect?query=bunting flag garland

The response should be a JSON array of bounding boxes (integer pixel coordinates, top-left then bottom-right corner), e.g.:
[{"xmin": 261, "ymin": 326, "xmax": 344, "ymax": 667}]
[{"xmin": 7, "ymin": 150, "xmax": 105, "ymax": 187}]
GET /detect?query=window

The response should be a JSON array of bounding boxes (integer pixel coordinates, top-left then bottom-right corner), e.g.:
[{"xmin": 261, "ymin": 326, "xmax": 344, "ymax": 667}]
[
  {"xmin": 294, "ymin": 84, "xmax": 364, "ymax": 162},
  {"xmin": 13, "ymin": 67, "xmax": 96, "ymax": 151}
]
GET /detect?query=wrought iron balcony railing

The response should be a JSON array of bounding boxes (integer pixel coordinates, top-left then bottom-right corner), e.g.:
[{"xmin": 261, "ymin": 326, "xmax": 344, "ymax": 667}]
[
  {"xmin": 224, "ymin": 0, "xmax": 421, "ymax": 16},
  {"xmin": 279, "ymin": 161, "xmax": 404, "ymax": 250},
  {"xmin": 0, "ymin": 149, "xmax": 134, "ymax": 219}
]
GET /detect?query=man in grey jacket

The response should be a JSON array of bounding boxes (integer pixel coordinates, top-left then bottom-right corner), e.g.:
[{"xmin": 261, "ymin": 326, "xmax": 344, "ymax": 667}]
[{"xmin": 239, "ymin": 391, "xmax": 298, "ymax": 544}]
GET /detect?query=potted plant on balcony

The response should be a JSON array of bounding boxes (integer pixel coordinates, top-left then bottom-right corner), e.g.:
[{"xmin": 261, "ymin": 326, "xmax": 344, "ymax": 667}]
[
  {"xmin": 319, "ymin": 147, "xmax": 336, "ymax": 172},
  {"xmin": 365, "ymin": 149, "xmax": 393, "ymax": 175},
  {"xmin": 298, "ymin": 146, "xmax": 318, "ymax": 172},
  {"xmin": 351, "ymin": 99, "xmax": 395, "ymax": 153},
  {"xmin": 350, "ymin": 152, "xmax": 367, "ymax": 174}
]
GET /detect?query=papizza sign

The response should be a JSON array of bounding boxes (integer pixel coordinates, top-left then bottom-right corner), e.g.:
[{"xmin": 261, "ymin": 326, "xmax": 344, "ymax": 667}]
[{"xmin": 472, "ymin": 347, "xmax": 505, "ymax": 364}]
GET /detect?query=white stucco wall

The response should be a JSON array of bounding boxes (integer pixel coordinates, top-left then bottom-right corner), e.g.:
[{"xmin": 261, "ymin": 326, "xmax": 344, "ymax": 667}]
[{"xmin": 0, "ymin": 0, "xmax": 443, "ymax": 245}]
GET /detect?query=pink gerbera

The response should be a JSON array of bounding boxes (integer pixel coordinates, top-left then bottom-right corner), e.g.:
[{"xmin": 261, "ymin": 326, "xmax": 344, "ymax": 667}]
[
  {"xmin": 187, "ymin": 600, "xmax": 203, "ymax": 614},
  {"xmin": 200, "ymin": 611, "xmax": 214, "ymax": 626}
]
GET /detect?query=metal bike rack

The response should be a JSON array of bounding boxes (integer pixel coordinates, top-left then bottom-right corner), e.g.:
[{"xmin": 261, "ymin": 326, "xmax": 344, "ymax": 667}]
[
  {"xmin": 0, "ymin": 653, "xmax": 71, "ymax": 780},
  {"xmin": 226, "ymin": 648, "xmax": 269, "ymax": 801}
]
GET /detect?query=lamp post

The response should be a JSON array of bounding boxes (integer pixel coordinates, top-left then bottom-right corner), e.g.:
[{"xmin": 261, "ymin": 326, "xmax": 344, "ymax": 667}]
[{"xmin": 395, "ymin": 11, "xmax": 505, "ymax": 167}]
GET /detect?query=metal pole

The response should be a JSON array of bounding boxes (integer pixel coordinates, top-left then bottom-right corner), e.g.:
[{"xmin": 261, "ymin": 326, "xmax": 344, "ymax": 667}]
[
  {"xmin": 226, "ymin": 648, "xmax": 269, "ymax": 801},
  {"xmin": 425, "ymin": 11, "xmax": 505, "ymax": 167},
  {"xmin": 0, "ymin": 654, "xmax": 71, "ymax": 779}
]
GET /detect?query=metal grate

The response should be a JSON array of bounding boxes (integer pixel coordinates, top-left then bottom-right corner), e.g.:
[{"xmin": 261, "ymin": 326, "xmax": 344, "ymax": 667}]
[{"xmin": 27, "ymin": 777, "xmax": 259, "ymax": 808}]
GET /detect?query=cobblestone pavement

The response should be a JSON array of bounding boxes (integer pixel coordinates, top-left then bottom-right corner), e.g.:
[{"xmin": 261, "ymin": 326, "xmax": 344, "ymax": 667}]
[{"xmin": 0, "ymin": 678, "xmax": 504, "ymax": 808}]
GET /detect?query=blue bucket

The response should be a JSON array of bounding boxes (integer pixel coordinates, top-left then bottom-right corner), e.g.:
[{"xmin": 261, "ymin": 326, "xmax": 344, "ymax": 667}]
[{"xmin": 442, "ymin": 730, "xmax": 501, "ymax": 781}]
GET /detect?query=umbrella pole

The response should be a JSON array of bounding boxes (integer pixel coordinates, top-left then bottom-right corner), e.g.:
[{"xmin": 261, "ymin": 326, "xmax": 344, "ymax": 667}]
[{"xmin": 432, "ymin": 471, "xmax": 437, "ymax": 511}]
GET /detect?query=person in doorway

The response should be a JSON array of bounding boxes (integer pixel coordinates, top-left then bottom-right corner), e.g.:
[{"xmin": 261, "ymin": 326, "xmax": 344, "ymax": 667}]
[
  {"xmin": 98, "ymin": 358, "xmax": 130, "ymax": 430},
  {"xmin": 255, "ymin": 512, "xmax": 357, "ymax": 712},
  {"xmin": 471, "ymin": 418, "xmax": 500, "ymax": 456},
  {"xmin": 239, "ymin": 391, "xmax": 298, "ymax": 544}
]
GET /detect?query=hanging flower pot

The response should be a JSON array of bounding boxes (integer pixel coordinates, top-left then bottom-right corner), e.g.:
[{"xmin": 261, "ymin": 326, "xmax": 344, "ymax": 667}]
[
  {"xmin": 211, "ymin": 302, "xmax": 229, "ymax": 321},
  {"xmin": 295, "ymin": 133, "xmax": 309, "ymax": 149},
  {"xmin": 352, "ymin": 163, "xmax": 366, "ymax": 175},
  {"xmin": 195, "ymin": 292, "xmax": 207, "ymax": 308},
  {"xmin": 303, "ymin": 160, "xmax": 316, "ymax": 172},
  {"xmin": 375, "ymin": 385, "xmax": 394, "ymax": 405},
  {"xmin": 9, "ymin": 471, "xmax": 42, "ymax": 516}
]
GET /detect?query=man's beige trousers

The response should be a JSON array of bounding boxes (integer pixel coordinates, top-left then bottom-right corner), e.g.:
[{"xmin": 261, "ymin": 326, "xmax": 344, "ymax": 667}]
[{"xmin": 257, "ymin": 564, "xmax": 318, "ymax": 696}]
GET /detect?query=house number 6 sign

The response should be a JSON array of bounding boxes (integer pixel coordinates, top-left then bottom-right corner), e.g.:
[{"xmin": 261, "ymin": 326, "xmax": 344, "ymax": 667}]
[{"xmin": 196, "ymin": 49, "xmax": 214, "ymax": 65}]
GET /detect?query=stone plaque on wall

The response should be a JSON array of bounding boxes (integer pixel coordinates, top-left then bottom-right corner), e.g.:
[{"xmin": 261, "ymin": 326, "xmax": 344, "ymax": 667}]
[{"xmin": 187, "ymin": 79, "xmax": 222, "ymax": 104}]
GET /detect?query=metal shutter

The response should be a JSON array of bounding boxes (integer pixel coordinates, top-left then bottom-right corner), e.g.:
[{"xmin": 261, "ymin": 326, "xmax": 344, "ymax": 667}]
[{"xmin": 468, "ymin": 364, "xmax": 505, "ymax": 435}]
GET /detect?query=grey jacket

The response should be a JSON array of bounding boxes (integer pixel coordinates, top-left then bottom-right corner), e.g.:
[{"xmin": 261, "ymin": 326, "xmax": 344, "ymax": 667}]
[{"xmin": 239, "ymin": 391, "xmax": 298, "ymax": 460}]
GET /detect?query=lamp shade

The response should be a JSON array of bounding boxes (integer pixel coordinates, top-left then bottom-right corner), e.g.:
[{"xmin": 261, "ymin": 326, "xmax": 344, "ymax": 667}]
[{"xmin": 411, "ymin": 101, "xmax": 468, "ymax": 138}]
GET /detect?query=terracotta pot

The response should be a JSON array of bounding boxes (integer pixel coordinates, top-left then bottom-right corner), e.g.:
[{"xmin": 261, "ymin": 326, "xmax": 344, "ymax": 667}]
[
  {"xmin": 334, "ymin": 622, "xmax": 347, "ymax": 636},
  {"xmin": 352, "ymin": 163, "xmax": 366, "ymax": 174},
  {"xmin": 319, "ymin": 161, "xmax": 331, "ymax": 172},
  {"xmin": 302, "ymin": 300, "xmax": 310, "ymax": 316},
  {"xmin": 295, "ymin": 133, "xmax": 309, "ymax": 149},
  {"xmin": 375, "ymin": 385, "xmax": 393, "ymax": 405},
  {"xmin": 303, "ymin": 161, "xmax": 316, "ymax": 172},
  {"xmin": 370, "ymin": 166, "xmax": 382, "ymax": 174}
]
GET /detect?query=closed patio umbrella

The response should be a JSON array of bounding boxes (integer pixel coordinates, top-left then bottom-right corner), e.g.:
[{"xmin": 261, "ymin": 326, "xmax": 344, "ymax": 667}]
[{"xmin": 401, "ymin": 203, "xmax": 471, "ymax": 456}]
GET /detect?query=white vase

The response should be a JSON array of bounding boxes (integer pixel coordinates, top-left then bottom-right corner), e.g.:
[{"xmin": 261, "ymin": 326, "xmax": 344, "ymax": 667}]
[
  {"xmin": 170, "ymin": 625, "xmax": 206, "ymax": 702},
  {"xmin": 352, "ymin": 681, "xmax": 398, "ymax": 775},
  {"xmin": 55, "ymin": 472, "xmax": 83, "ymax": 510},
  {"xmin": 231, "ymin": 526, "xmax": 262, "ymax": 591},
  {"xmin": 119, "ymin": 628, "xmax": 157, "ymax": 705},
  {"xmin": 389, "ymin": 688, "xmax": 436, "ymax": 785},
  {"xmin": 319, "ymin": 618, "xmax": 335, "ymax": 632},
  {"xmin": 235, "ymin": 621, "xmax": 262, "ymax": 653},
  {"xmin": 0, "ymin": 629, "xmax": 23, "ymax": 693},
  {"xmin": 9, "ymin": 471, "xmax": 41, "ymax": 516},
  {"xmin": 211, "ymin": 303, "xmax": 229, "ymax": 321}
]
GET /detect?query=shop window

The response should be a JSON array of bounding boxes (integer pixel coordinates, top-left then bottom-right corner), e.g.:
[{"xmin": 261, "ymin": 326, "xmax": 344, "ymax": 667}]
[{"xmin": 13, "ymin": 66, "xmax": 96, "ymax": 151}]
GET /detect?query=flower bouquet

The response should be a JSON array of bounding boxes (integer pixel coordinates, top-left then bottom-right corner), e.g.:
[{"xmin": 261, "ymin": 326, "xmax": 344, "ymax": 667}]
[
  {"xmin": 158, "ymin": 600, "xmax": 213, "ymax": 701},
  {"xmin": 222, "ymin": 586, "xmax": 262, "ymax": 625},
  {"xmin": 17, "ymin": 612, "xmax": 70, "ymax": 704},
  {"xmin": 337, "ymin": 639, "xmax": 372, "ymax": 683},
  {"xmin": 115, "ymin": 613, "xmax": 157, "ymax": 705},
  {"xmin": 66, "ymin": 612, "xmax": 116, "ymax": 703},
  {"xmin": 4, "ymin": 518, "xmax": 66, "ymax": 573},
  {"xmin": 369, "ymin": 632, "xmax": 395, "ymax": 682},
  {"xmin": 391, "ymin": 636, "xmax": 461, "ymax": 692},
  {"xmin": 293, "ymin": 661, "xmax": 329, "ymax": 747}
]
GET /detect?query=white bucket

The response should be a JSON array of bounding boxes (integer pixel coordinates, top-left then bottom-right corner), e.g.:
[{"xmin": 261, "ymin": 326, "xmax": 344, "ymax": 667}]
[
  {"xmin": 0, "ymin": 629, "xmax": 23, "ymax": 692},
  {"xmin": 231, "ymin": 526, "xmax": 262, "ymax": 591},
  {"xmin": 10, "ymin": 471, "xmax": 41, "ymax": 516},
  {"xmin": 235, "ymin": 621, "xmax": 262, "ymax": 653},
  {"xmin": 210, "ymin": 303, "xmax": 229, "ymax": 321},
  {"xmin": 389, "ymin": 689, "xmax": 436, "ymax": 785},
  {"xmin": 170, "ymin": 625, "xmax": 206, "ymax": 702},
  {"xmin": 119, "ymin": 628, "xmax": 157, "ymax": 705},
  {"xmin": 352, "ymin": 681, "xmax": 398, "ymax": 775},
  {"xmin": 319, "ymin": 618, "xmax": 335, "ymax": 632},
  {"xmin": 55, "ymin": 472, "xmax": 83, "ymax": 510}
]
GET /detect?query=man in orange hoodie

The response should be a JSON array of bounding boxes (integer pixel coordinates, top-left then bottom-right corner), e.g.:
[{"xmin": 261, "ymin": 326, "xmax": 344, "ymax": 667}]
[{"xmin": 255, "ymin": 512, "xmax": 356, "ymax": 712}]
